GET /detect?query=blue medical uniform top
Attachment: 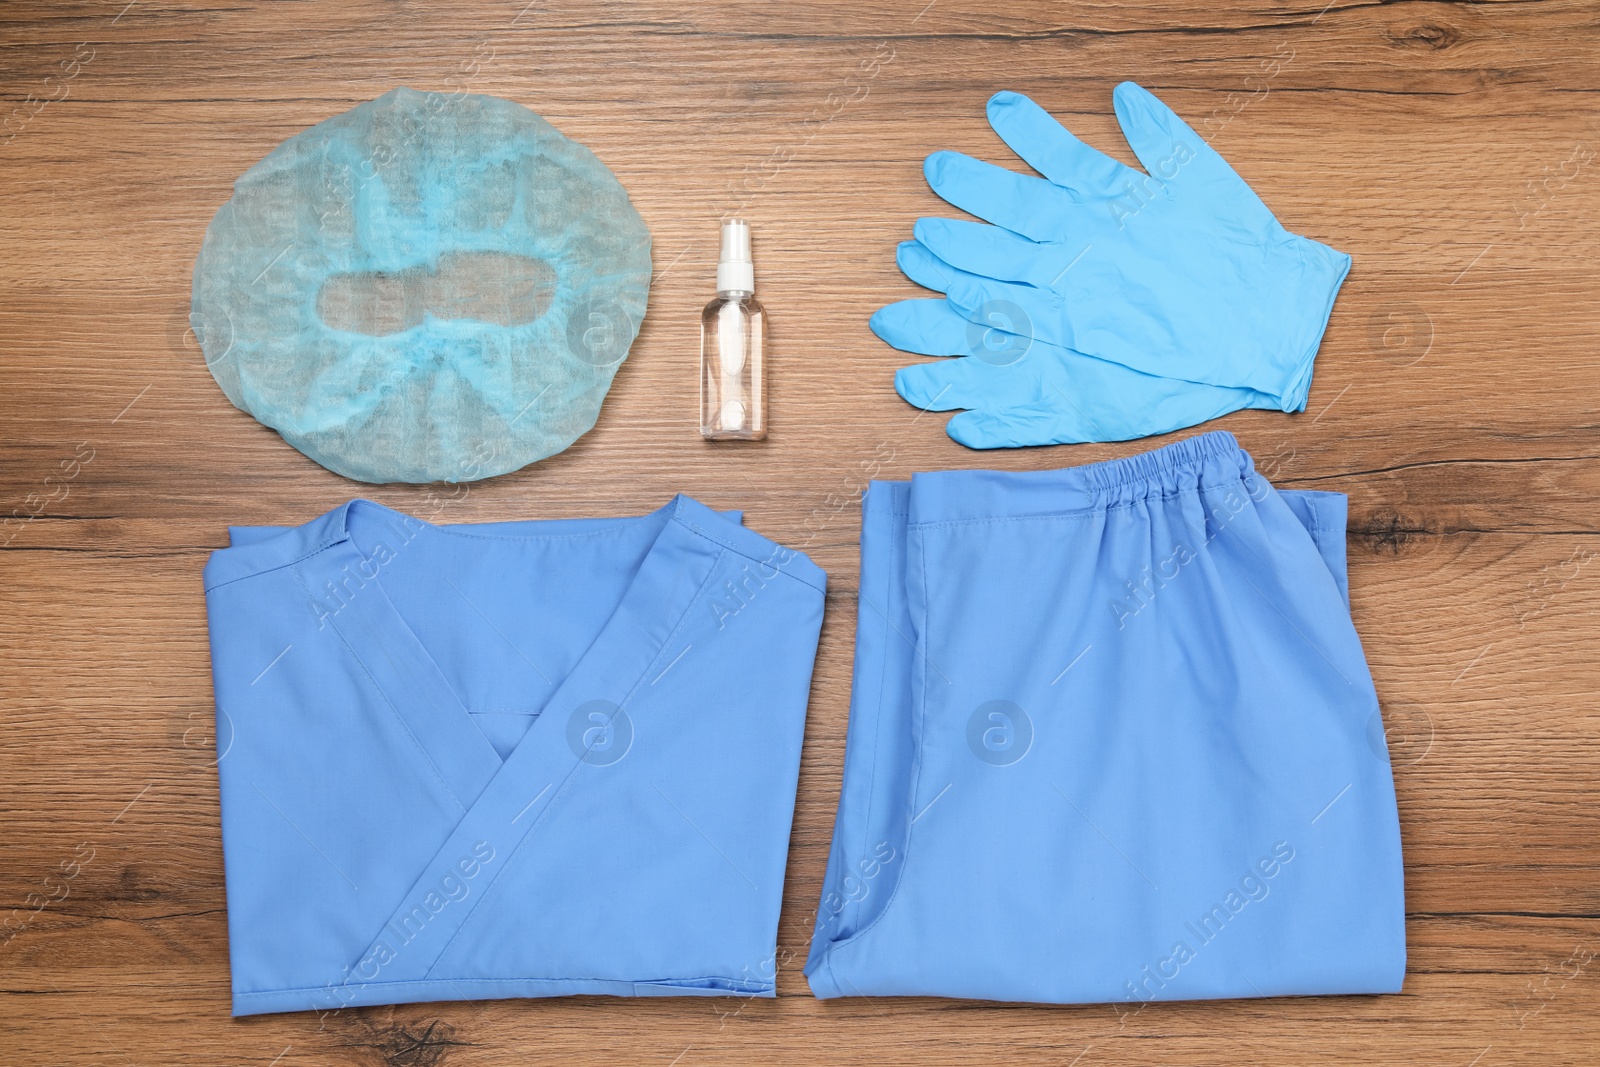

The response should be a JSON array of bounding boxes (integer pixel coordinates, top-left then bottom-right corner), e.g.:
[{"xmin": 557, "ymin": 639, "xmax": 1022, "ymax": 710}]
[{"xmin": 204, "ymin": 496, "xmax": 825, "ymax": 1015}]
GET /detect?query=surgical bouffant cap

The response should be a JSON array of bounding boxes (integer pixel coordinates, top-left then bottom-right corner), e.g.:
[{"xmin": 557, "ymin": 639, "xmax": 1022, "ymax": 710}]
[{"xmin": 192, "ymin": 87, "xmax": 652, "ymax": 483}]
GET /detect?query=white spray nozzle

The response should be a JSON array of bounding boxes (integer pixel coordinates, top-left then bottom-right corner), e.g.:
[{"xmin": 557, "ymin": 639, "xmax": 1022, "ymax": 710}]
[{"xmin": 716, "ymin": 218, "xmax": 755, "ymax": 294}]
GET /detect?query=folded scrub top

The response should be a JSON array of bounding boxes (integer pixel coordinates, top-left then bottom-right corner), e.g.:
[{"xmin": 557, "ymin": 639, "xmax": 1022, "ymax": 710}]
[
  {"xmin": 192, "ymin": 87, "xmax": 652, "ymax": 484},
  {"xmin": 203, "ymin": 497, "xmax": 825, "ymax": 1015},
  {"xmin": 806, "ymin": 431, "xmax": 1405, "ymax": 1003}
]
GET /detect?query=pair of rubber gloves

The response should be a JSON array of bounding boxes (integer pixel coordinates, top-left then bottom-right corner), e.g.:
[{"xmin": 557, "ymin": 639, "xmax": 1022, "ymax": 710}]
[{"xmin": 874, "ymin": 83, "xmax": 1351, "ymax": 448}]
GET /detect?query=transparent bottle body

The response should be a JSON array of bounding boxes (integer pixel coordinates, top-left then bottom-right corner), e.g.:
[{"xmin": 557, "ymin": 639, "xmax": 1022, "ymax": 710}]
[{"xmin": 699, "ymin": 291, "xmax": 765, "ymax": 439}]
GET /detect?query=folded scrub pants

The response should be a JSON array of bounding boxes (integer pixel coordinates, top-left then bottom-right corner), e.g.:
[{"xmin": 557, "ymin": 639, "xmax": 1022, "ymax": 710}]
[
  {"xmin": 204, "ymin": 497, "xmax": 825, "ymax": 1015},
  {"xmin": 806, "ymin": 430, "xmax": 1405, "ymax": 1003}
]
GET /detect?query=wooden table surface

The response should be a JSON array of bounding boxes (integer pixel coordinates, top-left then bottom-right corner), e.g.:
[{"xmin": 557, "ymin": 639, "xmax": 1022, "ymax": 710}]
[{"xmin": 3, "ymin": 1, "xmax": 1598, "ymax": 1063}]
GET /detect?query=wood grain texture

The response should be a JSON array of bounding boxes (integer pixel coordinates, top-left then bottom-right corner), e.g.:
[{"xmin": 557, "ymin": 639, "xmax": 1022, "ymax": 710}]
[{"xmin": 3, "ymin": 0, "xmax": 1599, "ymax": 1063}]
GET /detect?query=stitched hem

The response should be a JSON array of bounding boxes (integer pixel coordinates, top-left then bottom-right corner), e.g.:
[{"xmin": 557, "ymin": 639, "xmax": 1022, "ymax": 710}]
[
  {"xmin": 233, "ymin": 973, "xmax": 774, "ymax": 1016},
  {"xmin": 204, "ymin": 532, "xmax": 345, "ymax": 593},
  {"xmin": 671, "ymin": 510, "xmax": 827, "ymax": 593}
]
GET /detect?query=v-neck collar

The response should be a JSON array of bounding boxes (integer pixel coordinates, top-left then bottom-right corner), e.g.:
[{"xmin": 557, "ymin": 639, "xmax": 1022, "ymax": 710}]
[
  {"xmin": 288, "ymin": 498, "xmax": 688, "ymax": 811},
  {"xmin": 333, "ymin": 501, "xmax": 733, "ymax": 993},
  {"xmin": 311, "ymin": 530, "xmax": 505, "ymax": 810}
]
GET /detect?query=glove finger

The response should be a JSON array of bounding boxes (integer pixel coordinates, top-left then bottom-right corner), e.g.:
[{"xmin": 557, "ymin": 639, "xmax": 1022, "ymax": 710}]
[
  {"xmin": 908, "ymin": 347, "xmax": 1269, "ymax": 447},
  {"xmin": 902, "ymin": 237, "xmax": 1068, "ymax": 304},
  {"xmin": 986, "ymin": 91, "xmax": 1134, "ymax": 197},
  {"xmin": 895, "ymin": 357, "xmax": 1011, "ymax": 411},
  {"xmin": 914, "ymin": 218, "xmax": 1069, "ymax": 288},
  {"xmin": 945, "ymin": 404, "xmax": 1081, "ymax": 449},
  {"xmin": 874, "ymin": 295, "xmax": 1035, "ymax": 361},
  {"xmin": 871, "ymin": 298, "xmax": 971, "ymax": 355},
  {"xmin": 1111, "ymin": 81, "xmax": 1226, "ymax": 187},
  {"xmin": 895, "ymin": 240, "xmax": 957, "ymax": 293},
  {"xmin": 1112, "ymin": 80, "xmax": 1284, "ymax": 238},
  {"xmin": 923, "ymin": 151, "xmax": 1068, "ymax": 241},
  {"xmin": 941, "ymin": 273, "xmax": 1064, "ymax": 347}
]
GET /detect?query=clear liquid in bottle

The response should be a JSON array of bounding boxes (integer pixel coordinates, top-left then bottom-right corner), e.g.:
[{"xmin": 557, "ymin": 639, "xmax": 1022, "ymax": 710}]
[{"xmin": 700, "ymin": 220, "xmax": 766, "ymax": 440}]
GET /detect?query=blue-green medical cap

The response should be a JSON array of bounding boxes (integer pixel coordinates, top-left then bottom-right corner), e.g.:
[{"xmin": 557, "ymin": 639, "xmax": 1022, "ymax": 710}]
[{"xmin": 192, "ymin": 87, "xmax": 652, "ymax": 483}]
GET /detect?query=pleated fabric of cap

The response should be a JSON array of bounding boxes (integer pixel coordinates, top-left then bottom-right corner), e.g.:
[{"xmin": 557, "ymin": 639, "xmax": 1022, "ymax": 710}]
[{"xmin": 192, "ymin": 87, "xmax": 652, "ymax": 483}]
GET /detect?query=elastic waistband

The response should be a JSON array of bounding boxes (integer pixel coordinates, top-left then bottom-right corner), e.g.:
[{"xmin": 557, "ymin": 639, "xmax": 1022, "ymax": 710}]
[{"xmin": 897, "ymin": 431, "xmax": 1257, "ymax": 527}]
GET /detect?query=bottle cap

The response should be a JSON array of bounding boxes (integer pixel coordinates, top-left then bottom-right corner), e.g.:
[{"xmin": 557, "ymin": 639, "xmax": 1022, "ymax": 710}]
[{"xmin": 716, "ymin": 218, "xmax": 755, "ymax": 294}]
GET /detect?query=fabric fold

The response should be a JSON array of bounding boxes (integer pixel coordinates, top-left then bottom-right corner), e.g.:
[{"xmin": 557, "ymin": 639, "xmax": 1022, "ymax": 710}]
[
  {"xmin": 806, "ymin": 431, "xmax": 1405, "ymax": 1003},
  {"xmin": 205, "ymin": 496, "xmax": 825, "ymax": 1015}
]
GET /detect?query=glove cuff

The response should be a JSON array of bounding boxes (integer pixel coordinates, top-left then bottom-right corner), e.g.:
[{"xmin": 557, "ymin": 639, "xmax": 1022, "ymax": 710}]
[{"xmin": 1276, "ymin": 234, "xmax": 1352, "ymax": 413}]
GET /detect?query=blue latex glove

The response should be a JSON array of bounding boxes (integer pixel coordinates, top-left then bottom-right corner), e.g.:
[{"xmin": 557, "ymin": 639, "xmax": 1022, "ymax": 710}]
[
  {"xmin": 875, "ymin": 241, "xmax": 1279, "ymax": 447},
  {"xmin": 912, "ymin": 83, "xmax": 1350, "ymax": 411}
]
